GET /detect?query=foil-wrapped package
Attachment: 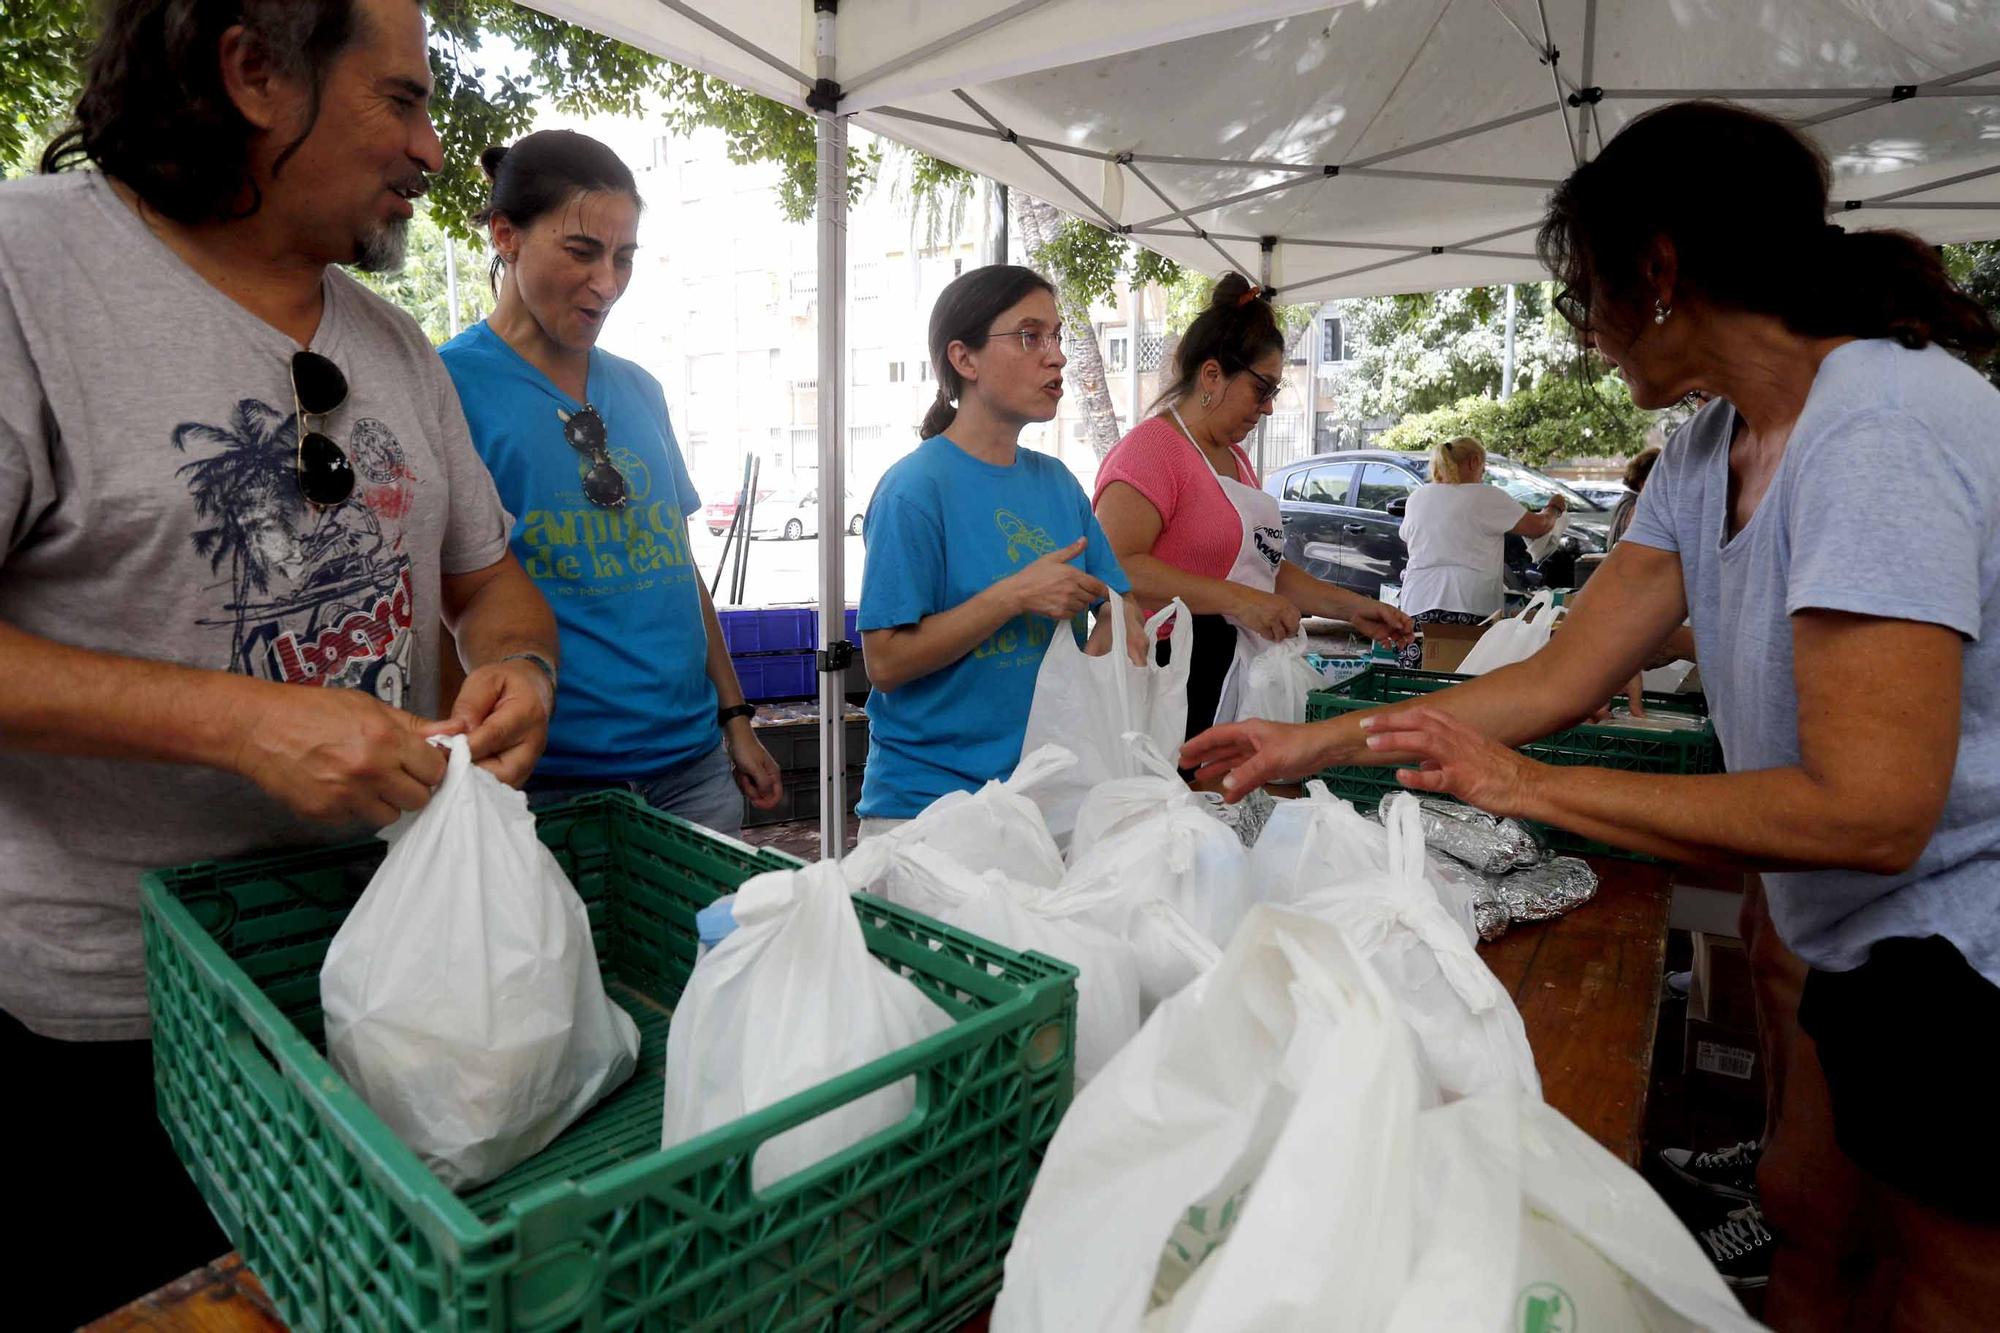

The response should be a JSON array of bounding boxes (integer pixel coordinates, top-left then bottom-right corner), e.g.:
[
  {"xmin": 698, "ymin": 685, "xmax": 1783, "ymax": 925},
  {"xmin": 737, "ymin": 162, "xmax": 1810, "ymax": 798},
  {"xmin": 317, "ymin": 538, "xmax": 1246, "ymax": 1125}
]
[
  {"xmin": 1424, "ymin": 849, "xmax": 1510, "ymax": 942},
  {"xmin": 1494, "ymin": 856, "xmax": 1599, "ymax": 923},
  {"xmin": 1197, "ymin": 785, "xmax": 1278, "ymax": 850},
  {"xmin": 1414, "ymin": 798, "xmax": 1545, "ymax": 874}
]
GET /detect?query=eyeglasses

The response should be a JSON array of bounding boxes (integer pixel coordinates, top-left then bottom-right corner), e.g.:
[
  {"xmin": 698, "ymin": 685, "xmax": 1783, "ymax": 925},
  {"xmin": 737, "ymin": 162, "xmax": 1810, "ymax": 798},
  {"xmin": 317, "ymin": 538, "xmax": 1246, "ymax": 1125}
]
[
  {"xmin": 562, "ymin": 405, "xmax": 629, "ymax": 508},
  {"xmin": 1243, "ymin": 365, "xmax": 1282, "ymax": 406},
  {"xmin": 985, "ymin": 325, "xmax": 1065, "ymax": 356},
  {"xmin": 290, "ymin": 351, "xmax": 355, "ymax": 509},
  {"xmin": 1553, "ymin": 286, "xmax": 1591, "ymax": 332}
]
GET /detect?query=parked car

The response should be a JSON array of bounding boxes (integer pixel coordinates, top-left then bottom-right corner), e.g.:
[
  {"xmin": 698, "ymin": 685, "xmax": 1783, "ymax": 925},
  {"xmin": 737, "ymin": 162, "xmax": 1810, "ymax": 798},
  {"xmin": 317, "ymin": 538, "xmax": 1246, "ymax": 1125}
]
[
  {"xmin": 1263, "ymin": 450, "xmax": 1611, "ymax": 598},
  {"xmin": 1568, "ymin": 480, "xmax": 1632, "ymax": 509},
  {"xmin": 702, "ymin": 488, "xmax": 865, "ymax": 540}
]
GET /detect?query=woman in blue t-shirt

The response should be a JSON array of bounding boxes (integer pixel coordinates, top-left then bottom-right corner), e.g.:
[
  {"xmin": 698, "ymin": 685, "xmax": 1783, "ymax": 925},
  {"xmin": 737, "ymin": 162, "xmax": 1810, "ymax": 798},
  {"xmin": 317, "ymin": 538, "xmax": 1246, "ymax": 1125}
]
[
  {"xmin": 439, "ymin": 130, "xmax": 780, "ymax": 834},
  {"xmin": 856, "ymin": 266, "xmax": 1140, "ymax": 830}
]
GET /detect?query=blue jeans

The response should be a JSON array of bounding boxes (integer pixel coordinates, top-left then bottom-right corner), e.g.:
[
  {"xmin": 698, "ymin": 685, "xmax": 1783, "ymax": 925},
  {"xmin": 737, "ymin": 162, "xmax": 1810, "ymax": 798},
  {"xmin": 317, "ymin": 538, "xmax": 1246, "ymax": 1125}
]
[{"xmin": 529, "ymin": 743, "xmax": 744, "ymax": 838}]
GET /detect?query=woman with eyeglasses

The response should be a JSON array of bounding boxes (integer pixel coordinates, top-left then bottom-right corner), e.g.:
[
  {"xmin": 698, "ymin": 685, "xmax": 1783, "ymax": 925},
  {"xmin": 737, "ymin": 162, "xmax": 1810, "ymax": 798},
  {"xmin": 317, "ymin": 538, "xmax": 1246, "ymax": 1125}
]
[
  {"xmin": 1186, "ymin": 102, "xmax": 2000, "ymax": 1325},
  {"xmin": 1093, "ymin": 273, "xmax": 1411, "ymax": 745},
  {"xmin": 855, "ymin": 265, "xmax": 1140, "ymax": 835},
  {"xmin": 439, "ymin": 130, "xmax": 782, "ymax": 834}
]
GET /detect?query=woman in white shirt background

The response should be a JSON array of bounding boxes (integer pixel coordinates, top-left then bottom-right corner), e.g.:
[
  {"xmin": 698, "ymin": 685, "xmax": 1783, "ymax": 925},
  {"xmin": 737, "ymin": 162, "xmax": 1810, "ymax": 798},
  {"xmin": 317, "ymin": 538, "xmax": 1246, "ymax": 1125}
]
[{"xmin": 1395, "ymin": 436, "xmax": 1565, "ymax": 668}]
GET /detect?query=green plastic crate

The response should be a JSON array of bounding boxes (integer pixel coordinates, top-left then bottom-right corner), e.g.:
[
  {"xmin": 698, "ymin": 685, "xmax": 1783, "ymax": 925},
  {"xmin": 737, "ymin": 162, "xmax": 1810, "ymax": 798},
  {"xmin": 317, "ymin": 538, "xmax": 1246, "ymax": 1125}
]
[
  {"xmin": 1304, "ymin": 666, "xmax": 1722, "ymax": 862},
  {"xmin": 140, "ymin": 790, "xmax": 1078, "ymax": 1332}
]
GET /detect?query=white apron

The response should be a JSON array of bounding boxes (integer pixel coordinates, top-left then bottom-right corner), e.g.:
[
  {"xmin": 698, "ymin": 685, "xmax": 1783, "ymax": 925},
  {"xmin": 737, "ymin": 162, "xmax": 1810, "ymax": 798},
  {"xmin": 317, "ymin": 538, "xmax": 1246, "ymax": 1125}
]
[{"xmin": 1166, "ymin": 409, "xmax": 1283, "ymax": 725}]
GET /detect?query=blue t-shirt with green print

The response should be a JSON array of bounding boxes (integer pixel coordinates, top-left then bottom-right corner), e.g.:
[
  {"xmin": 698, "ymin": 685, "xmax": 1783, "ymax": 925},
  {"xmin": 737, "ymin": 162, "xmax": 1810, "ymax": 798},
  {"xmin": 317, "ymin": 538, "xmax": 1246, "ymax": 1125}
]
[
  {"xmin": 440, "ymin": 321, "xmax": 718, "ymax": 779},
  {"xmin": 857, "ymin": 434, "xmax": 1130, "ymax": 818}
]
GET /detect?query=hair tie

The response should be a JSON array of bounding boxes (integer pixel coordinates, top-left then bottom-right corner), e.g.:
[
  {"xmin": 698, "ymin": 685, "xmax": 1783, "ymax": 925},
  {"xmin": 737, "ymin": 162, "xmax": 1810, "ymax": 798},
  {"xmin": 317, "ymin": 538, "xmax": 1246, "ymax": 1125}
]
[{"xmin": 1236, "ymin": 284, "xmax": 1263, "ymax": 307}]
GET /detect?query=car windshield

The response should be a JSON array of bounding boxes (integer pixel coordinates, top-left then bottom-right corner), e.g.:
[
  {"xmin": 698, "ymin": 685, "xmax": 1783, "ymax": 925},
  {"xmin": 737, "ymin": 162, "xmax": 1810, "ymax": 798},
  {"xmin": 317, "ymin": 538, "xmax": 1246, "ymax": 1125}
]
[{"xmin": 1482, "ymin": 460, "xmax": 1604, "ymax": 513}]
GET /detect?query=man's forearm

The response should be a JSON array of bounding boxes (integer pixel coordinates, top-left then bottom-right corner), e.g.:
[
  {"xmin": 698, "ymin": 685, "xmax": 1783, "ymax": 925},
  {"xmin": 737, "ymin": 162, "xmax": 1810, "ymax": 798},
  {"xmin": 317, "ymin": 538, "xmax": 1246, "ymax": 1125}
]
[
  {"xmin": 0, "ymin": 618, "xmax": 265, "ymax": 769},
  {"xmin": 446, "ymin": 559, "xmax": 559, "ymax": 672}
]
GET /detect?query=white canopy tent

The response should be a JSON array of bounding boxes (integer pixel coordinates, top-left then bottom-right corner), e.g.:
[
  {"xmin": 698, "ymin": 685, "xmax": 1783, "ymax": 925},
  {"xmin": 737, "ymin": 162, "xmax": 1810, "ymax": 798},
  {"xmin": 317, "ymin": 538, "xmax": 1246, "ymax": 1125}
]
[{"xmin": 528, "ymin": 0, "xmax": 2000, "ymax": 853}]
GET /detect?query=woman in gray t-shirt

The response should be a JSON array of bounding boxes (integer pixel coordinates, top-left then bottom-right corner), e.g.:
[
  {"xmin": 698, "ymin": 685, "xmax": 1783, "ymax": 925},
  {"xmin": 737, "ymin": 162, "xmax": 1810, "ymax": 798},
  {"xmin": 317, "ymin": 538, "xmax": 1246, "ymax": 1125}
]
[{"xmin": 1185, "ymin": 101, "xmax": 2000, "ymax": 1327}]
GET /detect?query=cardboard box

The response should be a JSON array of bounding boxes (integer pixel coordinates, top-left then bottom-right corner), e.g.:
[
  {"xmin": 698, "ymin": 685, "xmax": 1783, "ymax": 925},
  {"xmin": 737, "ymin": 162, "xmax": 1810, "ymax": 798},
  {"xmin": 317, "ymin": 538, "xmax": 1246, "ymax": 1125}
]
[
  {"xmin": 1691, "ymin": 932, "xmax": 1757, "ymax": 1031},
  {"xmin": 1684, "ymin": 1015, "xmax": 1762, "ymax": 1107},
  {"xmin": 1421, "ymin": 619, "xmax": 1490, "ymax": 672},
  {"xmin": 1684, "ymin": 931, "xmax": 1763, "ymax": 1108}
]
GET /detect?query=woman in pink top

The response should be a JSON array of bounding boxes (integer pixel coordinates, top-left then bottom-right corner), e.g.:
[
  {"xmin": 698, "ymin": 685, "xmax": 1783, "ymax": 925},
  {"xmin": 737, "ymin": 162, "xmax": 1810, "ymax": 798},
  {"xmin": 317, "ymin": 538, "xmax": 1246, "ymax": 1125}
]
[{"xmin": 1095, "ymin": 275, "xmax": 1412, "ymax": 741}]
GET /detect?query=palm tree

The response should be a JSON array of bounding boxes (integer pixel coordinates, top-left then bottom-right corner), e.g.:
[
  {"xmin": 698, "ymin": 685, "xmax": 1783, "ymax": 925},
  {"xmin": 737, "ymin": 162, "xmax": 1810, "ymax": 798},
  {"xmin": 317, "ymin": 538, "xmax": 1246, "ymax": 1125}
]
[{"xmin": 172, "ymin": 398, "xmax": 303, "ymax": 665}]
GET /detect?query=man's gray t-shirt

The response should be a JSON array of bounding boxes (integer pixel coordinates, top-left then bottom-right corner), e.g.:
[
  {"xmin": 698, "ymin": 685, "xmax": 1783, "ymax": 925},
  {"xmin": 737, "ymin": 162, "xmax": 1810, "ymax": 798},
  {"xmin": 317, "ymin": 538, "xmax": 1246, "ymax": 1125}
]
[
  {"xmin": 1624, "ymin": 339, "xmax": 2000, "ymax": 982},
  {"xmin": 0, "ymin": 172, "xmax": 511, "ymax": 1039}
]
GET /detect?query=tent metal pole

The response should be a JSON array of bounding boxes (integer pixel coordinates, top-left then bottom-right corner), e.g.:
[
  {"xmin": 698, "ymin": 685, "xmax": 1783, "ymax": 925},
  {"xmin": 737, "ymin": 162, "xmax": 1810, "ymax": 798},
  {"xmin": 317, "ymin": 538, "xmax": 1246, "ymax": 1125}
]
[
  {"xmin": 1347, "ymin": 105, "xmax": 1550, "ymax": 170},
  {"xmin": 1126, "ymin": 171, "xmax": 1327, "ymax": 234},
  {"xmin": 953, "ymin": 90, "xmax": 1123, "ymax": 230},
  {"xmin": 866, "ymin": 106, "xmax": 1120, "ymax": 161},
  {"xmin": 1803, "ymin": 58, "xmax": 2000, "ymax": 128},
  {"xmin": 1532, "ymin": 0, "xmax": 1580, "ymax": 165},
  {"xmin": 648, "ymin": 0, "xmax": 815, "ymax": 90},
  {"xmin": 1839, "ymin": 200, "xmax": 2000, "ymax": 212},
  {"xmin": 1501, "ymin": 284, "xmax": 1518, "ymax": 400},
  {"xmin": 1254, "ymin": 237, "xmax": 1275, "ymax": 474},
  {"xmin": 1122, "ymin": 159, "xmax": 1259, "ymax": 275},
  {"xmin": 1347, "ymin": 166, "xmax": 1559, "ymax": 188},
  {"xmin": 1577, "ymin": 0, "xmax": 1600, "ymax": 155},
  {"xmin": 1845, "ymin": 161, "xmax": 2000, "ymax": 207},
  {"xmin": 813, "ymin": 1, "xmax": 850, "ymax": 860},
  {"xmin": 1600, "ymin": 85, "xmax": 2000, "ymax": 100},
  {"xmin": 1281, "ymin": 220, "xmax": 1543, "ymax": 293},
  {"xmin": 843, "ymin": 0, "xmax": 1058, "ymax": 97}
]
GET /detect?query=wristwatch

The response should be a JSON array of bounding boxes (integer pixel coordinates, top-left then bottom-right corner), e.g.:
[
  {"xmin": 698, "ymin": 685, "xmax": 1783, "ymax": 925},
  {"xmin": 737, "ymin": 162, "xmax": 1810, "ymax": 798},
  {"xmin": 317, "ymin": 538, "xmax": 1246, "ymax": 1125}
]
[{"xmin": 718, "ymin": 703, "xmax": 757, "ymax": 725}]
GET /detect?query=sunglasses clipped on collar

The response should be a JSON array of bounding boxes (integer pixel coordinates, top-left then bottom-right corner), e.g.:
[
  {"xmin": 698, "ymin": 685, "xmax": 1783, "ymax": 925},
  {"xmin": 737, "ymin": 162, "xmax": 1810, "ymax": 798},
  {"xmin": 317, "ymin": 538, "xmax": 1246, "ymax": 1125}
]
[
  {"xmin": 562, "ymin": 405, "xmax": 629, "ymax": 508},
  {"xmin": 290, "ymin": 350, "xmax": 356, "ymax": 508}
]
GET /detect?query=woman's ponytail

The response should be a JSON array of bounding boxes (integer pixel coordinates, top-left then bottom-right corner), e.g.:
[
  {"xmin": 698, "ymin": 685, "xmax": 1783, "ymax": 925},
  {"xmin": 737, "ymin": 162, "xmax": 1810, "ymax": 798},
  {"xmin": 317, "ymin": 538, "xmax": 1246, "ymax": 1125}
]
[{"xmin": 919, "ymin": 385, "xmax": 957, "ymax": 440}]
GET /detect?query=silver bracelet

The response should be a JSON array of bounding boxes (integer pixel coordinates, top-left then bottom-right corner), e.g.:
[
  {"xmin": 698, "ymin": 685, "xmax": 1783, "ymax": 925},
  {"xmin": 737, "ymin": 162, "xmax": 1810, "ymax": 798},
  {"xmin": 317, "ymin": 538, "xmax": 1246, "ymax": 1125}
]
[{"xmin": 500, "ymin": 651, "xmax": 558, "ymax": 696}]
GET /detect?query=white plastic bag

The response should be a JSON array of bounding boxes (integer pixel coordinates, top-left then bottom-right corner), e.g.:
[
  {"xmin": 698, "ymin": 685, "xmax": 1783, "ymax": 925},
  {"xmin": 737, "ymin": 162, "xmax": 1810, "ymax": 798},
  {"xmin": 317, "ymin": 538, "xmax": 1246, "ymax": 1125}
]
[
  {"xmin": 321, "ymin": 736, "xmax": 640, "ymax": 1191},
  {"xmin": 661, "ymin": 860, "xmax": 951, "ymax": 1190},
  {"xmin": 1524, "ymin": 505, "xmax": 1572, "ymax": 563},
  {"xmin": 1128, "ymin": 900, "xmax": 1222, "ymax": 1015},
  {"xmin": 1021, "ymin": 594, "xmax": 1191, "ymax": 846},
  {"xmin": 1290, "ymin": 793, "xmax": 1539, "ymax": 1100},
  {"xmin": 991, "ymin": 905, "xmax": 1429, "ymax": 1333},
  {"xmin": 1248, "ymin": 782, "xmax": 1478, "ymax": 944},
  {"xmin": 844, "ymin": 744, "xmax": 1073, "ymax": 891},
  {"xmin": 1456, "ymin": 590, "xmax": 1567, "ymax": 676},
  {"xmin": 994, "ymin": 903, "xmax": 1761, "ymax": 1333},
  {"xmin": 1217, "ymin": 627, "xmax": 1323, "ymax": 726},
  {"xmin": 1062, "ymin": 734, "xmax": 1255, "ymax": 949},
  {"xmin": 848, "ymin": 841, "xmax": 1141, "ymax": 1082}
]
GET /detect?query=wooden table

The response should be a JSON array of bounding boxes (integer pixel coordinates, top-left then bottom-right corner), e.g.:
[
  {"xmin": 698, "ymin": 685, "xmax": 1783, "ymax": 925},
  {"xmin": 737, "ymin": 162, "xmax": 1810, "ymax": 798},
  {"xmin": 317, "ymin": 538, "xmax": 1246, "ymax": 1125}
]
[{"xmin": 95, "ymin": 858, "xmax": 1672, "ymax": 1330}]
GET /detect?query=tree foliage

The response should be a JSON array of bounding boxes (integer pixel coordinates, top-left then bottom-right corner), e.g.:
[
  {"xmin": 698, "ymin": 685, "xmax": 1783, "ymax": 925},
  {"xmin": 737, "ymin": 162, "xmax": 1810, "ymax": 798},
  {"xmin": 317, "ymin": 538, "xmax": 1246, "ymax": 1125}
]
[
  {"xmin": 1324, "ymin": 284, "xmax": 1580, "ymax": 423},
  {"xmin": 353, "ymin": 203, "xmax": 495, "ymax": 344},
  {"xmin": 1943, "ymin": 240, "xmax": 2000, "ymax": 391},
  {"xmin": 0, "ymin": 1, "xmax": 91, "ymax": 174},
  {"xmin": 1376, "ymin": 371, "xmax": 1656, "ymax": 465}
]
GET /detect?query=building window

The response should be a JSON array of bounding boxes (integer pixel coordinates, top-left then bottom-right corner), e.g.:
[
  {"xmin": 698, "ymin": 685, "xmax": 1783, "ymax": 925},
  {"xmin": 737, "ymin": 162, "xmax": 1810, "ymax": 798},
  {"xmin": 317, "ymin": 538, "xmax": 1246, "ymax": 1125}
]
[
  {"xmin": 888, "ymin": 361, "xmax": 907, "ymax": 384},
  {"xmin": 1322, "ymin": 316, "xmax": 1346, "ymax": 363},
  {"xmin": 1104, "ymin": 325, "xmax": 1129, "ymax": 373}
]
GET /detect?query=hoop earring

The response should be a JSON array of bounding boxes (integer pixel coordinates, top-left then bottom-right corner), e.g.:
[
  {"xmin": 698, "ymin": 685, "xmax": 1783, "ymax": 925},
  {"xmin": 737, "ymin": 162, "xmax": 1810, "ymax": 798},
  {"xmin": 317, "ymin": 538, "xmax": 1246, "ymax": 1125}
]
[
  {"xmin": 1201, "ymin": 393, "xmax": 1212, "ymax": 407},
  {"xmin": 1653, "ymin": 300, "xmax": 1672, "ymax": 325}
]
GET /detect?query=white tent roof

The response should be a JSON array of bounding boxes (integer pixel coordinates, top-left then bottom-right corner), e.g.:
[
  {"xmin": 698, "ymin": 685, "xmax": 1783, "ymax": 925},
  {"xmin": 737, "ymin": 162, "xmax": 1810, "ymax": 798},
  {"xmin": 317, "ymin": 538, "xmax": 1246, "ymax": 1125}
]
[{"xmin": 529, "ymin": 0, "xmax": 2000, "ymax": 301}]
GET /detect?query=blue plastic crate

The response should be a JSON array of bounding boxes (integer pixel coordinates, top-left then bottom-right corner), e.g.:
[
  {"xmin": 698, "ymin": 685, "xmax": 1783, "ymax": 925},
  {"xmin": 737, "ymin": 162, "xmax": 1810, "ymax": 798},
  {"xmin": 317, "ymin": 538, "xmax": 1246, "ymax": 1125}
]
[
  {"xmin": 717, "ymin": 607, "xmax": 817, "ymax": 654},
  {"xmin": 736, "ymin": 652, "xmax": 818, "ymax": 701}
]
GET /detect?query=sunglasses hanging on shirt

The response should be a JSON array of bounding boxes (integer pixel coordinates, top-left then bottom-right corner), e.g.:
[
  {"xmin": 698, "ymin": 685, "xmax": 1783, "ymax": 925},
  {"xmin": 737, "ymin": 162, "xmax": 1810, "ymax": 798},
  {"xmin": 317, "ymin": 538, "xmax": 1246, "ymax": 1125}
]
[
  {"xmin": 560, "ymin": 404, "xmax": 629, "ymax": 509},
  {"xmin": 290, "ymin": 350, "xmax": 356, "ymax": 509}
]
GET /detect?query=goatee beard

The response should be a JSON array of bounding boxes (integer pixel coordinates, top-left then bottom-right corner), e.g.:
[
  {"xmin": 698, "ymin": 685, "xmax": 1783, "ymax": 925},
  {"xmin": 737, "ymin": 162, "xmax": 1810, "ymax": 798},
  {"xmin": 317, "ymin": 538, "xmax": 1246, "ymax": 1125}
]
[{"xmin": 354, "ymin": 217, "xmax": 411, "ymax": 274}]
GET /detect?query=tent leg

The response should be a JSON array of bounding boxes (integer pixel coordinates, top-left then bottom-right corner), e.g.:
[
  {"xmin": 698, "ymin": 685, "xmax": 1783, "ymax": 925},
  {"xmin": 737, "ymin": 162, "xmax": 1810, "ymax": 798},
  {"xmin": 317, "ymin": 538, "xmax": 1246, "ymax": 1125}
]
[
  {"xmin": 1253, "ymin": 237, "xmax": 1275, "ymax": 474},
  {"xmin": 814, "ymin": 10, "xmax": 850, "ymax": 861}
]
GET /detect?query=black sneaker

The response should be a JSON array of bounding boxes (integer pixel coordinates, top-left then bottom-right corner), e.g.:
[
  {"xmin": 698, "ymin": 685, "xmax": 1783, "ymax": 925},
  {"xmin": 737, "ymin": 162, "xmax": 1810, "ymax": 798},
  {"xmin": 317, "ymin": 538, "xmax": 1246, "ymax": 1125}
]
[
  {"xmin": 1657, "ymin": 1139, "xmax": 1761, "ymax": 1202},
  {"xmin": 1695, "ymin": 1202, "xmax": 1774, "ymax": 1291}
]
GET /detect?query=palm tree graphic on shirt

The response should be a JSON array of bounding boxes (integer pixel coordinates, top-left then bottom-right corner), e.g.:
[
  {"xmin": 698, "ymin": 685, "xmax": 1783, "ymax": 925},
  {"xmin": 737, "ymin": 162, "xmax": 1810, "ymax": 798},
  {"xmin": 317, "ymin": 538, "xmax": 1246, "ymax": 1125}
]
[{"xmin": 172, "ymin": 398, "xmax": 411, "ymax": 692}]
